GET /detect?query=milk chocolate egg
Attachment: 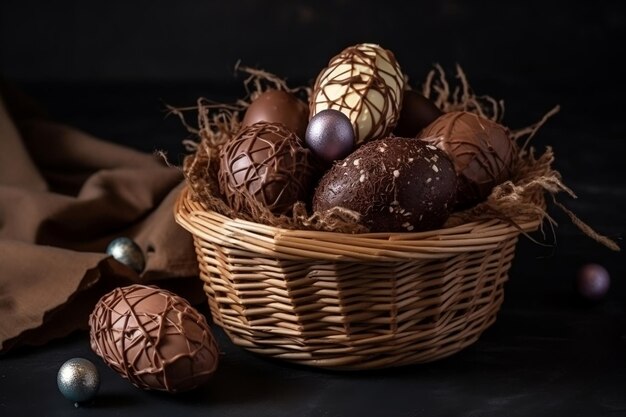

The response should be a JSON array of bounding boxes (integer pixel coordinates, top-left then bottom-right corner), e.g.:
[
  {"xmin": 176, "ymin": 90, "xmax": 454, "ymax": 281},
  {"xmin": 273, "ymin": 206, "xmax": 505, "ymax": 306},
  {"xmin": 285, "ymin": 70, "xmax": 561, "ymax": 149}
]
[
  {"xmin": 218, "ymin": 122, "xmax": 316, "ymax": 216},
  {"xmin": 242, "ymin": 90, "xmax": 309, "ymax": 139},
  {"xmin": 419, "ymin": 111, "xmax": 518, "ymax": 208},
  {"xmin": 89, "ymin": 285, "xmax": 219, "ymax": 393},
  {"xmin": 313, "ymin": 138, "xmax": 457, "ymax": 232},
  {"xmin": 310, "ymin": 43, "xmax": 405, "ymax": 145}
]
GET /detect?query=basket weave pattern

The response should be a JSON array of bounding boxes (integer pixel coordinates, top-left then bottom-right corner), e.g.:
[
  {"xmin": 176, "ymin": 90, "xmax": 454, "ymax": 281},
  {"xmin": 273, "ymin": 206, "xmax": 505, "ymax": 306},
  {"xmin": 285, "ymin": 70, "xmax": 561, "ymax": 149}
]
[{"xmin": 175, "ymin": 187, "xmax": 541, "ymax": 369}]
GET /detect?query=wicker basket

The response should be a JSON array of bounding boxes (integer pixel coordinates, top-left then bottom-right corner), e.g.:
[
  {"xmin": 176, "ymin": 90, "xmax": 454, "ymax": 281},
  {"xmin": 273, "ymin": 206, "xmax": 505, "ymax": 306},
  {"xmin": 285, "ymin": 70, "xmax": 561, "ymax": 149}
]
[{"xmin": 175, "ymin": 186, "xmax": 543, "ymax": 370}]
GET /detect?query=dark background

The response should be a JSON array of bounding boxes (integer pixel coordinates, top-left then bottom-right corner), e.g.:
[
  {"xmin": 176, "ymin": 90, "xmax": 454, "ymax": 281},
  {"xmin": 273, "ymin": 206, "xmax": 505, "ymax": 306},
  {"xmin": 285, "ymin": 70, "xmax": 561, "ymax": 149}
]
[
  {"xmin": 2, "ymin": 0, "xmax": 625, "ymax": 150},
  {"xmin": 1, "ymin": 1, "xmax": 625, "ymax": 416},
  {"xmin": 2, "ymin": 0, "xmax": 625, "ymax": 176},
  {"xmin": 2, "ymin": 0, "xmax": 625, "ymax": 87}
]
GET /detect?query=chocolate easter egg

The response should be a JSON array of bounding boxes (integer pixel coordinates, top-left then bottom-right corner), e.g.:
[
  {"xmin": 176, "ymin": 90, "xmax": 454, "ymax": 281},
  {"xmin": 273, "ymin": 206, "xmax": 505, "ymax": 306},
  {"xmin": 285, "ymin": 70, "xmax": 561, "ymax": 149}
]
[
  {"xmin": 305, "ymin": 109, "xmax": 355, "ymax": 162},
  {"xmin": 242, "ymin": 90, "xmax": 309, "ymax": 139},
  {"xmin": 218, "ymin": 122, "xmax": 316, "ymax": 216},
  {"xmin": 313, "ymin": 138, "xmax": 457, "ymax": 232},
  {"xmin": 89, "ymin": 285, "xmax": 219, "ymax": 393},
  {"xmin": 393, "ymin": 90, "xmax": 443, "ymax": 137},
  {"xmin": 419, "ymin": 111, "xmax": 518, "ymax": 208},
  {"xmin": 310, "ymin": 43, "xmax": 405, "ymax": 145}
]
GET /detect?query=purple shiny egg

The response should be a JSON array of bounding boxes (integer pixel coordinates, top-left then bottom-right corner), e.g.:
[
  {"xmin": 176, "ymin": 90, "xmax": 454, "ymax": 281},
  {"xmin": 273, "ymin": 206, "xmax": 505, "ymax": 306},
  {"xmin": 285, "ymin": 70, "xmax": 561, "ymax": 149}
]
[
  {"xmin": 576, "ymin": 263, "xmax": 610, "ymax": 300},
  {"xmin": 305, "ymin": 109, "xmax": 355, "ymax": 162}
]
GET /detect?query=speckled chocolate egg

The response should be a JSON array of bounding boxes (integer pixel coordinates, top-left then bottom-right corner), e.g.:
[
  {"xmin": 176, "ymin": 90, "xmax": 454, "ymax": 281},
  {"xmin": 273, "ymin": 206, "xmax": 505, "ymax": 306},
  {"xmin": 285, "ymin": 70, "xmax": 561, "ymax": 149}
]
[
  {"xmin": 305, "ymin": 109, "xmax": 355, "ymax": 162},
  {"xmin": 89, "ymin": 285, "xmax": 219, "ymax": 393},
  {"xmin": 219, "ymin": 122, "xmax": 316, "ymax": 216},
  {"xmin": 241, "ymin": 90, "xmax": 309, "ymax": 139},
  {"xmin": 313, "ymin": 138, "xmax": 457, "ymax": 232}
]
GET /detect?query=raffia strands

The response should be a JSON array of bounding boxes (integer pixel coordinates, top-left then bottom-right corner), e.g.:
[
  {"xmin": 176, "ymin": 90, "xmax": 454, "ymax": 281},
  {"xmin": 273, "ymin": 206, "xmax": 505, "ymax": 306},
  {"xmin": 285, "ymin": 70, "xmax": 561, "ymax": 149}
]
[
  {"xmin": 179, "ymin": 63, "xmax": 619, "ymax": 250},
  {"xmin": 173, "ymin": 63, "xmax": 618, "ymax": 370},
  {"xmin": 420, "ymin": 65, "xmax": 617, "ymax": 251},
  {"xmin": 422, "ymin": 64, "xmax": 506, "ymax": 122}
]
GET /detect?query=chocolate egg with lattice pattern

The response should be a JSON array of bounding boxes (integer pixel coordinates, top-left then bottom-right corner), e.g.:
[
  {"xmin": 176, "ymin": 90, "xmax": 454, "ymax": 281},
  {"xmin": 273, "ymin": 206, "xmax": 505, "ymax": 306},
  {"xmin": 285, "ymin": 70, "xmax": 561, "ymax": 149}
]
[
  {"xmin": 310, "ymin": 43, "xmax": 405, "ymax": 145},
  {"xmin": 219, "ymin": 122, "xmax": 316, "ymax": 216},
  {"xmin": 89, "ymin": 285, "xmax": 219, "ymax": 393}
]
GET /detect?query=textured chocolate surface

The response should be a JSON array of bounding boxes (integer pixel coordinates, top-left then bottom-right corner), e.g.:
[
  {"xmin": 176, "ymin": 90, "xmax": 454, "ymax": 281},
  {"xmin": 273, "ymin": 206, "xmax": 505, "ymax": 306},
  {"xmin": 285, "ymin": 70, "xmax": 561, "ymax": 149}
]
[
  {"xmin": 310, "ymin": 43, "xmax": 405, "ymax": 145},
  {"xmin": 419, "ymin": 111, "xmax": 517, "ymax": 208},
  {"xmin": 241, "ymin": 90, "xmax": 309, "ymax": 139},
  {"xmin": 219, "ymin": 122, "xmax": 315, "ymax": 216},
  {"xmin": 393, "ymin": 90, "xmax": 443, "ymax": 137},
  {"xmin": 313, "ymin": 138, "xmax": 457, "ymax": 232},
  {"xmin": 89, "ymin": 285, "xmax": 219, "ymax": 393}
]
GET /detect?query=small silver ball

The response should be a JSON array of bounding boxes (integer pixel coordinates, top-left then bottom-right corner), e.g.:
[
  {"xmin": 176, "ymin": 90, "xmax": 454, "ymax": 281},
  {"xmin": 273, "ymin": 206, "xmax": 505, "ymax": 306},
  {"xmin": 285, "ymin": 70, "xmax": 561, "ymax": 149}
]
[
  {"xmin": 306, "ymin": 109, "xmax": 355, "ymax": 162},
  {"xmin": 57, "ymin": 358, "xmax": 100, "ymax": 404},
  {"xmin": 106, "ymin": 237, "xmax": 145, "ymax": 273}
]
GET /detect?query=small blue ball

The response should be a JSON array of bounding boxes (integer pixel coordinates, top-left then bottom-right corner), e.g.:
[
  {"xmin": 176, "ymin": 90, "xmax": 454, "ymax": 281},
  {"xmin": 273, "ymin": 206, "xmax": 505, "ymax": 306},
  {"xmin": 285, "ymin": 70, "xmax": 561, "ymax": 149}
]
[
  {"xmin": 106, "ymin": 237, "xmax": 145, "ymax": 274},
  {"xmin": 57, "ymin": 358, "xmax": 100, "ymax": 404},
  {"xmin": 305, "ymin": 109, "xmax": 355, "ymax": 162}
]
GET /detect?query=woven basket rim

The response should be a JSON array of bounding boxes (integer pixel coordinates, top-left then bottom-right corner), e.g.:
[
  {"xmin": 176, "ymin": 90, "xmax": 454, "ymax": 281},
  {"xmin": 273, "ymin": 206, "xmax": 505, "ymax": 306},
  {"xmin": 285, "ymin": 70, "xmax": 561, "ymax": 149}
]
[{"xmin": 175, "ymin": 186, "xmax": 542, "ymax": 261}]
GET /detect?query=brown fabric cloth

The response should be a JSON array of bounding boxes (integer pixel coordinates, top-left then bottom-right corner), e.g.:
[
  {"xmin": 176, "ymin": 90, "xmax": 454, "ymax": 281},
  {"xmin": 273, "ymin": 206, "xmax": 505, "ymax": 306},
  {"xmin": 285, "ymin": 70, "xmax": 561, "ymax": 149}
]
[{"xmin": 0, "ymin": 88, "xmax": 201, "ymax": 353}]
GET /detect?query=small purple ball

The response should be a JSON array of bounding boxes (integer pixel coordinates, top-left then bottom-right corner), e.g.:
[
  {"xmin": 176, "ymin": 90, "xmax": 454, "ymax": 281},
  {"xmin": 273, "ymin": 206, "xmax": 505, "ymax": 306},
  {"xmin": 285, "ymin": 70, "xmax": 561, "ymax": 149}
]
[
  {"xmin": 576, "ymin": 263, "xmax": 610, "ymax": 300},
  {"xmin": 305, "ymin": 109, "xmax": 355, "ymax": 162}
]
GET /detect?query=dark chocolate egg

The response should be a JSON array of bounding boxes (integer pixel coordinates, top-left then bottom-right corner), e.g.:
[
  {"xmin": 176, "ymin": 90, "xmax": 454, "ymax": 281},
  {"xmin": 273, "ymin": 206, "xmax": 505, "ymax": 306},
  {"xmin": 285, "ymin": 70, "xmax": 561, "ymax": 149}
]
[
  {"xmin": 219, "ymin": 122, "xmax": 315, "ymax": 216},
  {"xmin": 419, "ymin": 111, "xmax": 518, "ymax": 208},
  {"xmin": 394, "ymin": 90, "xmax": 443, "ymax": 137},
  {"xmin": 89, "ymin": 285, "xmax": 219, "ymax": 393},
  {"xmin": 241, "ymin": 90, "xmax": 309, "ymax": 139},
  {"xmin": 305, "ymin": 109, "xmax": 355, "ymax": 162},
  {"xmin": 313, "ymin": 138, "xmax": 457, "ymax": 232}
]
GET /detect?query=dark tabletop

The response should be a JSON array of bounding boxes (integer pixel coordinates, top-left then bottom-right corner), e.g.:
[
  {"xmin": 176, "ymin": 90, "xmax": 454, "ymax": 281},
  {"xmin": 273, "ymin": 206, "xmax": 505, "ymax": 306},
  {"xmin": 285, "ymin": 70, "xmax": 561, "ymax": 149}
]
[{"xmin": 1, "ymin": 1, "xmax": 626, "ymax": 415}]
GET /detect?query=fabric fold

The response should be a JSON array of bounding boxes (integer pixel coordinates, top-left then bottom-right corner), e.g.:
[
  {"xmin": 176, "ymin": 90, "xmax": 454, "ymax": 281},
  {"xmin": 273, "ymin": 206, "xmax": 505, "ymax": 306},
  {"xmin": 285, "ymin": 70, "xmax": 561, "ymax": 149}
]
[{"xmin": 0, "ymin": 88, "xmax": 200, "ymax": 353}]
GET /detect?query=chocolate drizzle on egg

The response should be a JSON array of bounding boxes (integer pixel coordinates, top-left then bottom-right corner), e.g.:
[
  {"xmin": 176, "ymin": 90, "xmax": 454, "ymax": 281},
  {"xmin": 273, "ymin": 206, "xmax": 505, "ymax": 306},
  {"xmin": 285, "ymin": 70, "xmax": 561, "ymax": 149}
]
[
  {"xmin": 419, "ymin": 111, "xmax": 518, "ymax": 208},
  {"xmin": 310, "ymin": 43, "xmax": 405, "ymax": 145},
  {"xmin": 218, "ymin": 122, "xmax": 316, "ymax": 216},
  {"xmin": 89, "ymin": 285, "xmax": 219, "ymax": 393}
]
